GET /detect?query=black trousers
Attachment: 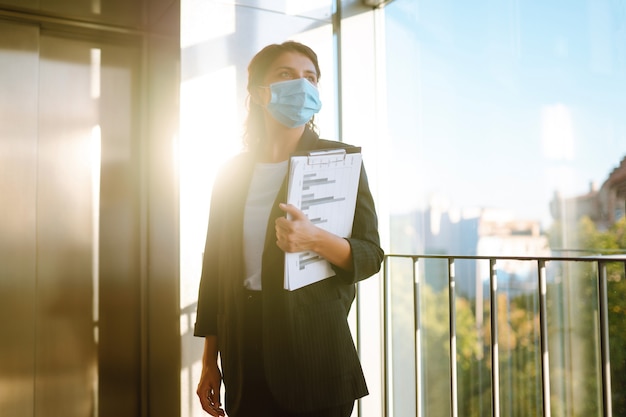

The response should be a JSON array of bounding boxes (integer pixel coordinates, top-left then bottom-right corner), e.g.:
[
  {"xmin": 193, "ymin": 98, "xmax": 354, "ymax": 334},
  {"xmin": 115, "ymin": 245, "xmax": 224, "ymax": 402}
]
[{"xmin": 231, "ymin": 290, "xmax": 354, "ymax": 417}]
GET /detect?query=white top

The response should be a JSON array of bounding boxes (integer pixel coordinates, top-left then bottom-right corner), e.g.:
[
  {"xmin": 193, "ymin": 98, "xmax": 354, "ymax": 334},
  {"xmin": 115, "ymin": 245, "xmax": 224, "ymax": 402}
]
[{"xmin": 243, "ymin": 160, "xmax": 288, "ymax": 290}]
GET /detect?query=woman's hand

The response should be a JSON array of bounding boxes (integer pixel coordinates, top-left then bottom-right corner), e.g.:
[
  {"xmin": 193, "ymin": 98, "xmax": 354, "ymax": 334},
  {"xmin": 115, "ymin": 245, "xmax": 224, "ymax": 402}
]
[
  {"xmin": 197, "ymin": 337, "xmax": 225, "ymax": 416},
  {"xmin": 276, "ymin": 203, "xmax": 353, "ymax": 271},
  {"xmin": 197, "ymin": 363, "xmax": 224, "ymax": 416},
  {"xmin": 275, "ymin": 203, "xmax": 318, "ymax": 253}
]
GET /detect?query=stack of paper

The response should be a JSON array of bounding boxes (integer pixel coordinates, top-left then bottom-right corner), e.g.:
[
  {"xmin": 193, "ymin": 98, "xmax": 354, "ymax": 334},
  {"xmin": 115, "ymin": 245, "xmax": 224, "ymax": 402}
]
[{"xmin": 284, "ymin": 148, "xmax": 362, "ymax": 291}]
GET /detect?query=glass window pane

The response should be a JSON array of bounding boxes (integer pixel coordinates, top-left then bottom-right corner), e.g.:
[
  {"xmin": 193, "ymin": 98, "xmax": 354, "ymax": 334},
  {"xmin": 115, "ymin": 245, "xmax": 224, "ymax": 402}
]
[{"xmin": 384, "ymin": 2, "xmax": 626, "ymax": 416}]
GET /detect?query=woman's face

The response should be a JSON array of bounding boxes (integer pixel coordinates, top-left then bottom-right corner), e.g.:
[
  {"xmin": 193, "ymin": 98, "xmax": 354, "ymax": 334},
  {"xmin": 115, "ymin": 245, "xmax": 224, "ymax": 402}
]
[
  {"xmin": 264, "ymin": 51, "xmax": 318, "ymax": 86},
  {"xmin": 255, "ymin": 51, "xmax": 318, "ymax": 105}
]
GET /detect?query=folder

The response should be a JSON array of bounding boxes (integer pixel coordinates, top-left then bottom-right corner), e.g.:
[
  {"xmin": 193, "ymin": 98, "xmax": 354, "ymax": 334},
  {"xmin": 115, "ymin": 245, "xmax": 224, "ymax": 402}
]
[{"xmin": 283, "ymin": 147, "xmax": 362, "ymax": 291}]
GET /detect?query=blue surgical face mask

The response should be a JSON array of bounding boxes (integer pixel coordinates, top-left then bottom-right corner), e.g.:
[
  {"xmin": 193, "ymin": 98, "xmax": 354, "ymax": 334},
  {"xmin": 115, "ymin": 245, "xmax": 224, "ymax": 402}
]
[{"xmin": 263, "ymin": 78, "xmax": 322, "ymax": 128}]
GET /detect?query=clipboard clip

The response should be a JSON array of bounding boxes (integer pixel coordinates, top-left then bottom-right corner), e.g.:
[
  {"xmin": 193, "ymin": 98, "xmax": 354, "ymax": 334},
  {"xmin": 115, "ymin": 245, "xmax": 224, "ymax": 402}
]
[{"xmin": 306, "ymin": 149, "xmax": 346, "ymax": 165}]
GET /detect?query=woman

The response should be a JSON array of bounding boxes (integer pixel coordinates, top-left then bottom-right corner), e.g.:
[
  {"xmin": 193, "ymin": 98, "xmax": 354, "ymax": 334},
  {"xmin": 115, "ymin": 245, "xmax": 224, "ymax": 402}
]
[{"xmin": 194, "ymin": 41, "xmax": 384, "ymax": 417}]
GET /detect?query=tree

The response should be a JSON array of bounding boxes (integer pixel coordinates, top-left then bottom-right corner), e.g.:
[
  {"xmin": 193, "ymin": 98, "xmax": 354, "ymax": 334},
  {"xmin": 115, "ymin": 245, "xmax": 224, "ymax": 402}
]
[{"xmin": 547, "ymin": 215, "xmax": 626, "ymax": 415}]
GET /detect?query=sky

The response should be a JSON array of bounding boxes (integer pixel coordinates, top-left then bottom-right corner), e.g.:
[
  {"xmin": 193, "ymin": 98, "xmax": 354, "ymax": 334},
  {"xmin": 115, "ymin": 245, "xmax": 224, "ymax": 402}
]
[{"xmin": 384, "ymin": 0, "xmax": 626, "ymax": 226}]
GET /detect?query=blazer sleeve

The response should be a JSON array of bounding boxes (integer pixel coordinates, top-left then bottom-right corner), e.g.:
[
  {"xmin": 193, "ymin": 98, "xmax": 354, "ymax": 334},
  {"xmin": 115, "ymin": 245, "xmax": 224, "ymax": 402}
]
[
  {"xmin": 193, "ymin": 167, "xmax": 228, "ymax": 337},
  {"xmin": 332, "ymin": 162, "xmax": 384, "ymax": 284}
]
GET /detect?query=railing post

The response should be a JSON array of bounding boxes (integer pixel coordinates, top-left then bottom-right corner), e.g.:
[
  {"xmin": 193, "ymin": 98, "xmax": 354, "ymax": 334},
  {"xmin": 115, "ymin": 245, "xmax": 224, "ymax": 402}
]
[
  {"xmin": 489, "ymin": 259, "xmax": 500, "ymax": 417},
  {"xmin": 598, "ymin": 261, "xmax": 613, "ymax": 417},
  {"xmin": 538, "ymin": 260, "xmax": 551, "ymax": 417},
  {"xmin": 414, "ymin": 258, "xmax": 422, "ymax": 417},
  {"xmin": 382, "ymin": 256, "xmax": 390, "ymax": 417},
  {"xmin": 448, "ymin": 258, "xmax": 458, "ymax": 417}
]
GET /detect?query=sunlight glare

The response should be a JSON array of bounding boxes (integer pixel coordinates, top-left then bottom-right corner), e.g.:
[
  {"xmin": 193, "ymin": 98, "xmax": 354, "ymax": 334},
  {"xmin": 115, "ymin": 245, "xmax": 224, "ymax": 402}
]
[
  {"xmin": 90, "ymin": 124, "xmax": 101, "ymax": 417},
  {"xmin": 285, "ymin": 0, "xmax": 332, "ymax": 18},
  {"xmin": 541, "ymin": 103, "xmax": 574, "ymax": 160},
  {"xmin": 179, "ymin": 65, "xmax": 239, "ymax": 310},
  {"xmin": 90, "ymin": 124, "xmax": 101, "ymax": 342},
  {"xmin": 181, "ymin": 0, "xmax": 235, "ymax": 49},
  {"xmin": 90, "ymin": 48, "xmax": 100, "ymax": 99}
]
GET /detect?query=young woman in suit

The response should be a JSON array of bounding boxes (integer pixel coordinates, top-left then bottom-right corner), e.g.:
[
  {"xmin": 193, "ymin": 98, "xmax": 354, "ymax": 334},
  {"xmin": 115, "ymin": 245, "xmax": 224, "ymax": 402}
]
[{"xmin": 194, "ymin": 41, "xmax": 383, "ymax": 417}]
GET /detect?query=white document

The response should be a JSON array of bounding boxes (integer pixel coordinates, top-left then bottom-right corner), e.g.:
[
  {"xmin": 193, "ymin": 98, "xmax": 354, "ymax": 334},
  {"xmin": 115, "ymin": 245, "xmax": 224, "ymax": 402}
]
[{"xmin": 284, "ymin": 148, "xmax": 362, "ymax": 291}]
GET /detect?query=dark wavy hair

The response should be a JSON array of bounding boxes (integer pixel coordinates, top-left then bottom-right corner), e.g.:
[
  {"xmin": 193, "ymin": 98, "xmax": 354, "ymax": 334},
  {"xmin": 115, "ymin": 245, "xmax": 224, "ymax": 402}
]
[{"xmin": 244, "ymin": 41, "xmax": 321, "ymax": 151}]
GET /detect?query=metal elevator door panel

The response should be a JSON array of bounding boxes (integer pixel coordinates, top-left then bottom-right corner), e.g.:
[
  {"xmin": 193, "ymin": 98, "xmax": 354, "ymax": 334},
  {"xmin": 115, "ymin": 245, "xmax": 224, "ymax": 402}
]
[
  {"xmin": 36, "ymin": 33, "xmax": 100, "ymax": 417},
  {"xmin": 0, "ymin": 19, "xmax": 39, "ymax": 417},
  {"xmin": 91, "ymin": 35, "xmax": 142, "ymax": 417}
]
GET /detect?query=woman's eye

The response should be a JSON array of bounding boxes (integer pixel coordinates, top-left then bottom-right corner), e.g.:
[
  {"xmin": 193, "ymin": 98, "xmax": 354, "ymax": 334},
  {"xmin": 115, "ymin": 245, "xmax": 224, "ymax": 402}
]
[{"xmin": 306, "ymin": 76, "xmax": 317, "ymax": 84}]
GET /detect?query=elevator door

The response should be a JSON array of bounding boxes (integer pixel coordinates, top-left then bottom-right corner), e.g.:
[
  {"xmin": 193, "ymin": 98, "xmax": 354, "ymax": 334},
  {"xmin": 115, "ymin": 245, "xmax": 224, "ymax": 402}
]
[{"xmin": 0, "ymin": 19, "xmax": 143, "ymax": 417}]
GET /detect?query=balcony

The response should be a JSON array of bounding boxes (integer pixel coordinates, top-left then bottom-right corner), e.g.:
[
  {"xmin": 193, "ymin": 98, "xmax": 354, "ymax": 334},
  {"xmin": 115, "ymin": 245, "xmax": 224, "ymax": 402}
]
[{"xmin": 379, "ymin": 253, "xmax": 625, "ymax": 417}]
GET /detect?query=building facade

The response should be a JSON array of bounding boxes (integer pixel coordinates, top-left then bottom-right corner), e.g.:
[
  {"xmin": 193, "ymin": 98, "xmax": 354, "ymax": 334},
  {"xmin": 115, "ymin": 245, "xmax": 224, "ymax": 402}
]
[{"xmin": 551, "ymin": 156, "xmax": 626, "ymax": 232}]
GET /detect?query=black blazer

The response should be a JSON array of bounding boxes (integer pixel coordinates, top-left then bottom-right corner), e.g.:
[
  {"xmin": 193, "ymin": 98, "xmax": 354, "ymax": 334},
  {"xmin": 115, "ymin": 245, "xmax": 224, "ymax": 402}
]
[{"xmin": 194, "ymin": 128, "xmax": 384, "ymax": 414}]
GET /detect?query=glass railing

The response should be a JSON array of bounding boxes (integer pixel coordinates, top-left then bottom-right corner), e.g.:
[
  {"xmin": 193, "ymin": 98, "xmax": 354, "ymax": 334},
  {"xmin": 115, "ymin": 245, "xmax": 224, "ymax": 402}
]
[{"xmin": 382, "ymin": 254, "xmax": 625, "ymax": 417}]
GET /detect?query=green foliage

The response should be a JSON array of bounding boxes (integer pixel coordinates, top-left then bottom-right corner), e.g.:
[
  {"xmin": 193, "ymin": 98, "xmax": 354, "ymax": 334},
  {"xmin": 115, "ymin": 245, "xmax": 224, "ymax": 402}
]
[
  {"xmin": 546, "ymin": 215, "xmax": 626, "ymax": 415},
  {"xmin": 605, "ymin": 218, "xmax": 626, "ymax": 413},
  {"xmin": 420, "ymin": 284, "xmax": 483, "ymax": 416}
]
